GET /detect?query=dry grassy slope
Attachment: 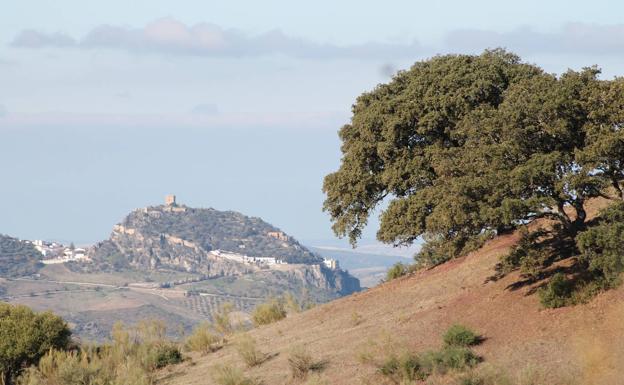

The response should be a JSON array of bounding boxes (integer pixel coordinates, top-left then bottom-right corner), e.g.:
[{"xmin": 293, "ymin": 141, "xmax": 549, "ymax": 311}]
[{"xmin": 162, "ymin": 198, "xmax": 624, "ymax": 385}]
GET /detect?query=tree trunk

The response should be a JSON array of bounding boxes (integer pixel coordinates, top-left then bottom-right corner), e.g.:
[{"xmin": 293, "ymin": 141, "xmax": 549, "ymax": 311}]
[
  {"xmin": 613, "ymin": 179, "xmax": 624, "ymax": 200},
  {"xmin": 570, "ymin": 199, "xmax": 587, "ymax": 233}
]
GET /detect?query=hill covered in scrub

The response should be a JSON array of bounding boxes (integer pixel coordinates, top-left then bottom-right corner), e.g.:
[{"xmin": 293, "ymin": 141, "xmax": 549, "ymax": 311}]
[
  {"xmin": 161, "ymin": 199, "xmax": 624, "ymax": 385},
  {"xmin": 83, "ymin": 201, "xmax": 360, "ymax": 298},
  {"xmin": 88, "ymin": 203, "xmax": 322, "ymax": 271},
  {"xmin": 0, "ymin": 234, "xmax": 42, "ymax": 277}
]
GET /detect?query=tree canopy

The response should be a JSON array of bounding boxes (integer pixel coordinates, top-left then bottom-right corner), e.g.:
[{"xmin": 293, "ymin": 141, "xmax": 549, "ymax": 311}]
[
  {"xmin": 0, "ymin": 303, "xmax": 71, "ymax": 384},
  {"xmin": 323, "ymin": 49, "xmax": 624, "ymax": 266}
]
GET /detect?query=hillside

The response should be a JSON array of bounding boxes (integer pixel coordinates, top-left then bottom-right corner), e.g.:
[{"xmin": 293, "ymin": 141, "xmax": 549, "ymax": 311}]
[
  {"xmin": 0, "ymin": 234, "xmax": 42, "ymax": 277},
  {"xmin": 84, "ymin": 201, "xmax": 359, "ymax": 295},
  {"xmin": 90, "ymin": 202, "xmax": 321, "ymax": 267},
  {"xmin": 0, "ymin": 200, "xmax": 360, "ymax": 341},
  {"xmin": 162, "ymin": 199, "xmax": 624, "ymax": 385}
]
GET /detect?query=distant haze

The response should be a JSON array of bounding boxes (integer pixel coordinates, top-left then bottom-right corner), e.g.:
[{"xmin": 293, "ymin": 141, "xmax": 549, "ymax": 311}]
[{"xmin": 2, "ymin": 0, "xmax": 624, "ymax": 247}]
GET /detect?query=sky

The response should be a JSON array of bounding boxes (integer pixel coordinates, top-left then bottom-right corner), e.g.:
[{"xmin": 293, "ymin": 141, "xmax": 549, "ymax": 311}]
[{"xmin": 2, "ymin": 0, "xmax": 624, "ymax": 247}]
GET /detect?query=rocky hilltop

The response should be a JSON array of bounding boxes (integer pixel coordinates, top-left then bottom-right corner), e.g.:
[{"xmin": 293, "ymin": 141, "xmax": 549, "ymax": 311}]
[
  {"xmin": 87, "ymin": 198, "xmax": 360, "ymax": 296},
  {"xmin": 0, "ymin": 234, "xmax": 42, "ymax": 277}
]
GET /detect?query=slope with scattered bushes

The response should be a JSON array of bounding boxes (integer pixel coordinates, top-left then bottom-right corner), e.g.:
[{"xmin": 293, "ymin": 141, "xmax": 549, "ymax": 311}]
[{"xmin": 161, "ymin": 198, "xmax": 624, "ymax": 385}]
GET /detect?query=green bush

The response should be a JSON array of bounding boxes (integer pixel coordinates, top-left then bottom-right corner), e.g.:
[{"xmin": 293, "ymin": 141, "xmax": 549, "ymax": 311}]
[
  {"xmin": 369, "ymin": 325, "xmax": 482, "ymax": 383},
  {"xmin": 443, "ymin": 324, "xmax": 480, "ymax": 347},
  {"xmin": 378, "ymin": 353, "xmax": 427, "ymax": 382},
  {"xmin": 385, "ymin": 263, "xmax": 409, "ymax": 281},
  {"xmin": 148, "ymin": 344, "xmax": 182, "ymax": 369},
  {"xmin": 0, "ymin": 304, "xmax": 71, "ymax": 384},
  {"xmin": 437, "ymin": 346, "xmax": 480, "ymax": 370},
  {"xmin": 576, "ymin": 203, "xmax": 624, "ymax": 287},
  {"xmin": 251, "ymin": 299, "xmax": 286, "ymax": 326},
  {"xmin": 538, "ymin": 273, "xmax": 573, "ymax": 308}
]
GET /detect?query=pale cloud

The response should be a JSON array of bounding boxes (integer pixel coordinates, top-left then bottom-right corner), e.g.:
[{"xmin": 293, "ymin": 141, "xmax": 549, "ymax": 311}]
[
  {"xmin": 445, "ymin": 23, "xmax": 624, "ymax": 55},
  {"xmin": 11, "ymin": 17, "xmax": 423, "ymax": 60},
  {"xmin": 11, "ymin": 29, "xmax": 76, "ymax": 48},
  {"xmin": 12, "ymin": 19, "xmax": 624, "ymax": 61},
  {"xmin": 0, "ymin": 105, "xmax": 6, "ymax": 118}
]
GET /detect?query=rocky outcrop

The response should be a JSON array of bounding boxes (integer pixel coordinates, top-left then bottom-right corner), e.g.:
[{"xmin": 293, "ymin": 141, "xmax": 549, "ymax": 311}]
[
  {"xmin": 276, "ymin": 264, "xmax": 361, "ymax": 296},
  {"xmin": 88, "ymin": 204, "xmax": 361, "ymax": 296}
]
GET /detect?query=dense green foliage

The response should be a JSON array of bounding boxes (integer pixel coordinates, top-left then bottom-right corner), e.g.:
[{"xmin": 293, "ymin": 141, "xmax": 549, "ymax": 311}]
[
  {"xmin": 576, "ymin": 203, "xmax": 624, "ymax": 286},
  {"xmin": 0, "ymin": 303, "xmax": 71, "ymax": 385},
  {"xmin": 536, "ymin": 203, "xmax": 624, "ymax": 308},
  {"xmin": 0, "ymin": 235, "xmax": 43, "ymax": 277},
  {"xmin": 323, "ymin": 49, "xmax": 624, "ymax": 268},
  {"xmin": 443, "ymin": 325, "xmax": 480, "ymax": 347},
  {"xmin": 538, "ymin": 273, "xmax": 574, "ymax": 308}
]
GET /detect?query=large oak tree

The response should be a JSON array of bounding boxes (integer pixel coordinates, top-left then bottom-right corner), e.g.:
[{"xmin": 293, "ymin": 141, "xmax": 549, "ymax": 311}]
[{"xmin": 323, "ymin": 49, "xmax": 623, "ymax": 265}]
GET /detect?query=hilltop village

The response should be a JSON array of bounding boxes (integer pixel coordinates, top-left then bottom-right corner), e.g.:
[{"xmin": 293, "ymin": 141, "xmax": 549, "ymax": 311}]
[{"xmin": 30, "ymin": 195, "xmax": 340, "ymax": 273}]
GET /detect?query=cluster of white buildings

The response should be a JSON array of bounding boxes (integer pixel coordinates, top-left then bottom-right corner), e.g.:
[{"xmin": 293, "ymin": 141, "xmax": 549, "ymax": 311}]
[
  {"xmin": 210, "ymin": 249, "xmax": 340, "ymax": 271},
  {"xmin": 33, "ymin": 240, "xmax": 91, "ymax": 265},
  {"xmin": 210, "ymin": 250, "xmax": 285, "ymax": 266}
]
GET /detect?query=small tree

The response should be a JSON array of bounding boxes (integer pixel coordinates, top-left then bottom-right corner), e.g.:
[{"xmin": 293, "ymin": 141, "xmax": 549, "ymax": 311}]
[{"xmin": 0, "ymin": 304, "xmax": 71, "ymax": 384}]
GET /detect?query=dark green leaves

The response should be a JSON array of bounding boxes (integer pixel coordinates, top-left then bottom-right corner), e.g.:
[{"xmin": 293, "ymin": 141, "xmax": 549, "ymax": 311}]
[{"xmin": 324, "ymin": 49, "xmax": 622, "ymax": 266}]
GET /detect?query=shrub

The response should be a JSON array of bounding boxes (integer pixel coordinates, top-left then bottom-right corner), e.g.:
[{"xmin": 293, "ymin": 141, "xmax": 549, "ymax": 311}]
[
  {"xmin": 350, "ymin": 312, "xmax": 364, "ymax": 327},
  {"xmin": 251, "ymin": 299, "xmax": 286, "ymax": 326},
  {"xmin": 213, "ymin": 303, "xmax": 235, "ymax": 336},
  {"xmin": 576, "ymin": 204, "xmax": 624, "ymax": 287},
  {"xmin": 211, "ymin": 365, "xmax": 263, "ymax": 385},
  {"xmin": 0, "ymin": 304, "xmax": 71, "ymax": 384},
  {"xmin": 437, "ymin": 347, "xmax": 480, "ymax": 370},
  {"xmin": 184, "ymin": 322, "xmax": 222, "ymax": 354},
  {"xmin": 385, "ymin": 263, "xmax": 409, "ymax": 281},
  {"xmin": 378, "ymin": 353, "xmax": 427, "ymax": 382},
  {"xmin": 235, "ymin": 335, "xmax": 267, "ymax": 367},
  {"xmin": 538, "ymin": 273, "xmax": 573, "ymax": 308},
  {"xmin": 366, "ymin": 325, "xmax": 482, "ymax": 383},
  {"xmin": 148, "ymin": 344, "xmax": 183, "ymax": 369},
  {"xmin": 443, "ymin": 325, "xmax": 480, "ymax": 347},
  {"xmin": 498, "ymin": 227, "xmax": 552, "ymax": 280},
  {"xmin": 15, "ymin": 320, "xmax": 185, "ymax": 385},
  {"xmin": 287, "ymin": 346, "xmax": 326, "ymax": 380}
]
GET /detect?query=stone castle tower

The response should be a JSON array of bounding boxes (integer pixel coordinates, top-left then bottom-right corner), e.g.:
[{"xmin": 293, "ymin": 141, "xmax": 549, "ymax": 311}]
[{"xmin": 165, "ymin": 194, "xmax": 176, "ymax": 206}]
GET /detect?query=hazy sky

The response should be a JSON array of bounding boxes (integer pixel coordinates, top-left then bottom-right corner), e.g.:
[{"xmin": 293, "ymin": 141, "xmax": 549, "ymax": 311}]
[{"xmin": 2, "ymin": 0, "xmax": 624, "ymax": 245}]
